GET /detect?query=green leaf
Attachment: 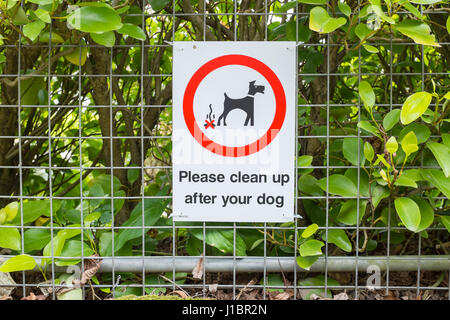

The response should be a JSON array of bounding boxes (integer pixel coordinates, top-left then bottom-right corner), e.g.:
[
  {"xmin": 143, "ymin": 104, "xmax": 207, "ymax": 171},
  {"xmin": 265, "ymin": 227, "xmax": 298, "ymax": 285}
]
[
  {"xmin": 298, "ymin": 175, "xmax": 324, "ymax": 196},
  {"xmin": 447, "ymin": 16, "xmax": 450, "ymax": 34},
  {"xmin": 118, "ymin": 23, "xmax": 146, "ymax": 41},
  {"xmin": 84, "ymin": 212, "xmax": 101, "ymax": 226},
  {"xmin": 401, "ymin": 131, "xmax": 419, "ymax": 157},
  {"xmin": 90, "ymin": 31, "xmax": 115, "ymax": 47},
  {"xmin": 11, "ymin": 199, "xmax": 59, "ymax": 225},
  {"xmin": 401, "ymin": 169, "xmax": 423, "ymax": 182},
  {"xmin": 394, "ymin": 175, "xmax": 417, "ymax": 188},
  {"xmin": 338, "ymin": 1, "xmax": 351, "ymax": 17},
  {"xmin": 20, "ymin": 76, "xmax": 45, "ymax": 105},
  {"xmin": 303, "ymin": 200, "xmax": 326, "ymax": 226},
  {"xmin": 299, "ymin": 0, "xmax": 328, "ymax": 3},
  {"xmin": 89, "ymin": 174, "xmax": 122, "ymax": 195},
  {"xmin": 337, "ymin": 200, "xmax": 368, "ymax": 225},
  {"xmin": 394, "ymin": 20, "xmax": 440, "ymax": 47},
  {"xmin": 344, "ymin": 168, "xmax": 369, "ymax": 197},
  {"xmin": 148, "ymin": 0, "xmax": 171, "ymax": 11},
  {"xmin": 299, "ymin": 239, "xmax": 324, "ymax": 257},
  {"xmin": 0, "ymin": 227, "xmax": 21, "ymax": 251},
  {"xmin": 23, "ymin": 20, "xmax": 46, "ymax": 41},
  {"xmin": 0, "ymin": 210, "xmax": 5, "ymax": 225},
  {"xmin": 400, "ymin": 92, "xmax": 433, "ymax": 125},
  {"xmin": 103, "ymin": 193, "xmax": 169, "ymax": 255},
  {"xmin": 371, "ymin": 186, "xmax": 389, "ymax": 208},
  {"xmin": 144, "ymin": 275, "xmax": 167, "ymax": 295},
  {"xmin": 441, "ymin": 216, "xmax": 450, "ymax": 233},
  {"xmin": 355, "ymin": 23, "xmax": 372, "ymax": 40},
  {"xmin": 88, "ymin": 183, "xmax": 104, "ymax": 209},
  {"xmin": 383, "ymin": 109, "xmax": 401, "ymax": 131},
  {"xmin": 421, "ymin": 169, "xmax": 450, "ymax": 199},
  {"xmin": 302, "ymin": 224, "xmax": 319, "ymax": 238},
  {"xmin": 379, "ymin": 168, "xmax": 389, "ymax": 182},
  {"xmin": 296, "ymin": 255, "xmax": 319, "ymax": 270},
  {"xmin": 297, "ymin": 155, "xmax": 313, "ymax": 167},
  {"xmin": 398, "ymin": 123, "xmax": 430, "ymax": 145},
  {"xmin": 260, "ymin": 274, "xmax": 285, "ymax": 292},
  {"xmin": 299, "ymin": 275, "xmax": 339, "ymax": 300},
  {"xmin": 322, "ymin": 229, "xmax": 352, "ymax": 252},
  {"xmin": 442, "ymin": 133, "xmax": 450, "ymax": 148},
  {"xmin": 309, "ymin": 6, "xmax": 347, "ymax": 34},
  {"xmin": 5, "ymin": 0, "xmax": 18, "ymax": 10},
  {"xmin": 127, "ymin": 167, "xmax": 140, "ymax": 184},
  {"xmin": 38, "ymin": 32, "xmax": 63, "ymax": 43},
  {"xmin": 394, "ymin": 197, "xmax": 421, "ymax": 232},
  {"xmin": 43, "ymin": 234, "xmax": 66, "ymax": 259},
  {"xmin": 27, "ymin": 0, "xmax": 53, "ymax": 4},
  {"xmin": 415, "ymin": 199, "xmax": 434, "ymax": 232},
  {"xmin": 364, "ymin": 141, "xmax": 375, "ymax": 162},
  {"xmin": 400, "ymin": 1, "xmax": 423, "ymax": 20},
  {"xmin": 34, "ymin": 8, "xmax": 51, "ymax": 23},
  {"xmin": 24, "ymin": 228, "xmax": 51, "ymax": 253},
  {"xmin": 38, "ymin": 89, "xmax": 48, "ymax": 105},
  {"xmin": 190, "ymin": 229, "xmax": 247, "ymax": 256},
  {"xmin": 343, "ymin": 138, "xmax": 365, "ymax": 165},
  {"xmin": 63, "ymin": 40, "xmax": 88, "ymax": 66},
  {"xmin": 357, "ymin": 121, "xmax": 382, "ymax": 139},
  {"xmin": 370, "ymin": 3, "xmax": 395, "ymax": 24},
  {"xmin": 317, "ymin": 174, "xmax": 358, "ymax": 197},
  {"xmin": 59, "ymin": 240, "xmax": 94, "ymax": 258},
  {"xmin": 276, "ymin": 1, "xmax": 298, "ymax": 13},
  {"xmin": 375, "ymin": 154, "xmax": 391, "ymax": 169},
  {"xmin": 67, "ymin": 6, "xmax": 122, "ymax": 33},
  {"xmin": 358, "ymin": 81, "xmax": 375, "ymax": 111},
  {"xmin": 409, "ymin": 0, "xmax": 443, "ymax": 3},
  {"xmin": 0, "ymin": 255, "xmax": 36, "ymax": 272},
  {"xmin": 11, "ymin": 6, "xmax": 29, "ymax": 25},
  {"xmin": 363, "ymin": 45, "xmax": 379, "ymax": 53},
  {"xmin": 427, "ymin": 142, "xmax": 450, "ymax": 178},
  {"xmin": 4, "ymin": 202, "xmax": 18, "ymax": 222},
  {"xmin": 386, "ymin": 136, "xmax": 398, "ymax": 154}
]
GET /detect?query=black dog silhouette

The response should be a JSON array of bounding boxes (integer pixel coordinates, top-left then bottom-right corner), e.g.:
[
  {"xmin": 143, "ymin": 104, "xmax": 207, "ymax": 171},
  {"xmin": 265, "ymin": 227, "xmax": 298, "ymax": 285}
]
[{"xmin": 217, "ymin": 81, "xmax": 265, "ymax": 126}]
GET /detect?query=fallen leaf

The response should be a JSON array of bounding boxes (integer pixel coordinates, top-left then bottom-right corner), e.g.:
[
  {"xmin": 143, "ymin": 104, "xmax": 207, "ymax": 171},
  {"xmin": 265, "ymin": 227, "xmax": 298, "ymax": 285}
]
[
  {"xmin": 21, "ymin": 292, "xmax": 47, "ymax": 300},
  {"xmin": 273, "ymin": 292, "xmax": 291, "ymax": 300},
  {"xmin": 236, "ymin": 279, "xmax": 256, "ymax": 300},
  {"xmin": 309, "ymin": 293, "xmax": 325, "ymax": 300},
  {"xmin": 171, "ymin": 290, "xmax": 188, "ymax": 299},
  {"xmin": 0, "ymin": 271, "xmax": 16, "ymax": 297},
  {"xmin": 384, "ymin": 291, "xmax": 399, "ymax": 300},
  {"xmin": 208, "ymin": 284, "xmax": 218, "ymax": 294},
  {"xmin": 243, "ymin": 290, "xmax": 258, "ymax": 300},
  {"xmin": 73, "ymin": 254, "xmax": 102, "ymax": 287},
  {"xmin": 37, "ymin": 280, "xmax": 53, "ymax": 296},
  {"xmin": 192, "ymin": 254, "xmax": 204, "ymax": 280},
  {"xmin": 333, "ymin": 292, "xmax": 349, "ymax": 300}
]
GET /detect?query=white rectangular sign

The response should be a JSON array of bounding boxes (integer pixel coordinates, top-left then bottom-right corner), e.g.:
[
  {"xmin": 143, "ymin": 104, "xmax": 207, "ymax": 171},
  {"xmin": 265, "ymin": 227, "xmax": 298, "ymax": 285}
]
[{"xmin": 173, "ymin": 41, "xmax": 295, "ymax": 222}]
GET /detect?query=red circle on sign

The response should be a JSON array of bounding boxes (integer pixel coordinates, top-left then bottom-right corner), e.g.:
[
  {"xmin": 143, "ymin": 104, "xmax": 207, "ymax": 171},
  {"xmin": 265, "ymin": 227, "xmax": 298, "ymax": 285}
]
[{"xmin": 183, "ymin": 54, "xmax": 286, "ymax": 157}]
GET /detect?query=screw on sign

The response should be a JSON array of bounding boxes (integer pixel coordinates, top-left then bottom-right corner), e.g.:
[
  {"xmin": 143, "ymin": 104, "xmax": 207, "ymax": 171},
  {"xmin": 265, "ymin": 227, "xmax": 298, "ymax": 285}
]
[
  {"xmin": 204, "ymin": 104, "xmax": 215, "ymax": 129},
  {"xmin": 173, "ymin": 42, "xmax": 295, "ymax": 222}
]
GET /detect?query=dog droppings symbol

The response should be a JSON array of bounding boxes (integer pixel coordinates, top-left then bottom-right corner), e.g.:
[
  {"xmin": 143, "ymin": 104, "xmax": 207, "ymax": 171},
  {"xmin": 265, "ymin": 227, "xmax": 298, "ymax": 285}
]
[{"xmin": 204, "ymin": 104, "xmax": 215, "ymax": 129}]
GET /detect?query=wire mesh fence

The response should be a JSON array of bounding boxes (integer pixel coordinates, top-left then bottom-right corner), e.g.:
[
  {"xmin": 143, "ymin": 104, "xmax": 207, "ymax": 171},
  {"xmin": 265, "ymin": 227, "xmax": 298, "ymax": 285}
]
[{"xmin": 0, "ymin": 0, "xmax": 449, "ymax": 300}]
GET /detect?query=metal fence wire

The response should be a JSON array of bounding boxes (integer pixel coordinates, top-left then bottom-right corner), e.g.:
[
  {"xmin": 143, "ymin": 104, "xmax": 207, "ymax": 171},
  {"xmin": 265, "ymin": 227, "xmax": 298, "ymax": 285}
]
[{"xmin": 0, "ymin": 0, "xmax": 449, "ymax": 300}]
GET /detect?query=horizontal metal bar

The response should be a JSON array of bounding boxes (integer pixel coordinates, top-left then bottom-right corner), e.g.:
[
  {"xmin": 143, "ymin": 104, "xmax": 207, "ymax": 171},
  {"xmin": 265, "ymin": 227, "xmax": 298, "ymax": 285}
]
[
  {"xmin": 26, "ymin": 256, "xmax": 450, "ymax": 274},
  {"xmin": 2, "ymin": 72, "xmax": 449, "ymax": 77}
]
